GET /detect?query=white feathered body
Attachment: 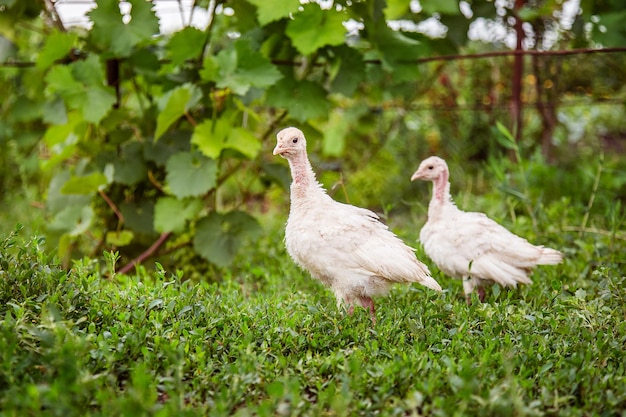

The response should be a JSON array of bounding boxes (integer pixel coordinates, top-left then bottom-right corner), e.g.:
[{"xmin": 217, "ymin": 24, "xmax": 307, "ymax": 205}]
[
  {"xmin": 273, "ymin": 127, "xmax": 440, "ymax": 315},
  {"xmin": 286, "ymin": 183, "xmax": 438, "ymax": 306},
  {"xmin": 411, "ymin": 156, "xmax": 563, "ymax": 299},
  {"xmin": 421, "ymin": 198, "xmax": 562, "ymax": 289}
]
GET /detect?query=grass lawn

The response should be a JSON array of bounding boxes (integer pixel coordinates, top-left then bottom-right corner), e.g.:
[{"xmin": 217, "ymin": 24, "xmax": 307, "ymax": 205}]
[{"xmin": 0, "ymin": 209, "xmax": 624, "ymax": 417}]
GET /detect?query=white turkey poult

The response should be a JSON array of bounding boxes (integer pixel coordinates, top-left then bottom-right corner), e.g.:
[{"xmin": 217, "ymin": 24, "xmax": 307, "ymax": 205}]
[
  {"xmin": 273, "ymin": 127, "xmax": 442, "ymax": 323},
  {"xmin": 411, "ymin": 156, "xmax": 563, "ymax": 303}
]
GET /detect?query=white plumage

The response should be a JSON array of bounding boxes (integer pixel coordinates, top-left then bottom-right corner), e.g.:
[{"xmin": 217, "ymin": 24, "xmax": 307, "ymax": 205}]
[
  {"xmin": 273, "ymin": 127, "xmax": 441, "ymax": 322},
  {"xmin": 411, "ymin": 156, "xmax": 563, "ymax": 303}
]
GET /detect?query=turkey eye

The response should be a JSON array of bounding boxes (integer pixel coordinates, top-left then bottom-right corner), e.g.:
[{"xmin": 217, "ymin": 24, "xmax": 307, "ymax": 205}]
[
  {"xmin": 292, "ymin": 138, "xmax": 298, "ymax": 144},
  {"xmin": 428, "ymin": 165, "xmax": 433, "ymax": 170}
]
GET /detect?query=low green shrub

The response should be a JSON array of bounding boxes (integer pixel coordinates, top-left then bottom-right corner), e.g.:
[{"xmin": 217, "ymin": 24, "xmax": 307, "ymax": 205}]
[{"xmin": 0, "ymin": 211, "xmax": 624, "ymax": 416}]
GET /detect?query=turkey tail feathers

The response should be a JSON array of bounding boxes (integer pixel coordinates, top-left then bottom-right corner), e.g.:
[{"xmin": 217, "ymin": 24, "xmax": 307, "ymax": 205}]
[
  {"xmin": 420, "ymin": 276, "xmax": 443, "ymax": 292},
  {"xmin": 538, "ymin": 248, "xmax": 564, "ymax": 265}
]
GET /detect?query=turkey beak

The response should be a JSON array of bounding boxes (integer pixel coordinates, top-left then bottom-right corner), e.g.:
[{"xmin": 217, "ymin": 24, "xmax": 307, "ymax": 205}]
[
  {"xmin": 272, "ymin": 144, "xmax": 283, "ymax": 156},
  {"xmin": 410, "ymin": 171, "xmax": 422, "ymax": 181}
]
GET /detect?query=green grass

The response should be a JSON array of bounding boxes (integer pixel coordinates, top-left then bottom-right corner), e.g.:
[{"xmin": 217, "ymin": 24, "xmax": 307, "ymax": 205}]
[{"xmin": 0, "ymin": 211, "xmax": 625, "ymax": 417}]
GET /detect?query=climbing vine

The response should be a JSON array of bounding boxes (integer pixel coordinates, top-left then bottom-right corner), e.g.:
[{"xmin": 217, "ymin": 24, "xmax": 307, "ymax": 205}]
[{"xmin": 0, "ymin": 0, "xmax": 623, "ymax": 270}]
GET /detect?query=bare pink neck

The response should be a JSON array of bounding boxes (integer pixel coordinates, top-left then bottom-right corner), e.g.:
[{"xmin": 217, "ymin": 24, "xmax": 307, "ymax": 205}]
[
  {"xmin": 433, "ymin": 170, "xmax": 450, "ymax": 203},
  {"xmin": 288, "ymin": 151, "xmax": 325, "ymax": 200}
]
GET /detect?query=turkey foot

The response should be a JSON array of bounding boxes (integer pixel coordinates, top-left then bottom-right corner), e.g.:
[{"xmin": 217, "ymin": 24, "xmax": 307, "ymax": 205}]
[
  {"xmin": 359, "ymin": 296, "xmax": 376, "ymax": 325},
  {"xmin": 466, "ymin": 287, "xmax": 486, "ymax": 305},
  {"xmin": 477, "ymin": 286, "xmax": 486, "ymax": 302}
]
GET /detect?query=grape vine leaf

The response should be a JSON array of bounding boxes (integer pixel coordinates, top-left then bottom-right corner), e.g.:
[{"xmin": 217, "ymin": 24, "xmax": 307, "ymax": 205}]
[
  {"xmin": 72, "ymin": 52, "xmax": 107, "ymax": 84},
  {"xmin": 193, "ymin": 210, "xmax": 262, "ymax": 267},
  {"xmin": 112, "ymin": 141, "xmax": 148, "ymax": 185},
  {"xmin": 384, "ymin": 0, "xmax": 410, "ymax": 20},
  {"xmin": 42, "ymin": 98, "xmax": 67, "ymax": 125},
  {"xmin": 106, "ymin": 230, "xmax": 134, "ymax": 246},
  {"xmin": 154, "ymin": 197, "xmax": 203, "ymax": 233},
  {"xmin": 88, "ymin": 0, "xmax": 159, "ymax": 57},
  {"xmin": 43, "ymin": 110, "xmax": 83, "ymax": 145},
  {"xmin": 45, "ymin": 55, "xmax": 116, "ymax": 123},
  {"xmin": 286, "ymin": 4, "xmax": 347, "ymax": 55},
  {"xmin": 313, "ymin": 102, "xmax": 366, "ymax": 157},
  {"xmin": 166, "ymin": 27, "xmax": 206, "ymax": 66},
  {"xmin": 245, "ymin": 0, "xmax": 300, "ymax": 26},
  {"xmin": 200, "ymin": 39, "xmax": 282, "ymax": 96},
  {"xmin": 329, "ymin": 45, "xmax": 365, "ymax": 97},
  {"xmin": 125, "ymin": 0, "xmax": 160, "ymax": 43},
  {"xmin": 45, "ymin": 65, "xmax": 84, "ymax": 108},
  {"xmin": 60, "ymin": 172, "xmax": 108, "ymax": 195},
  {"xmin": 267, "ymin": 76, "xmax": 330, "ymax": 122},
  {"xmin": 82, "ymin": 87, "xmax": 117, "ymax": 124},
  {"xmin": 155, "ymin": 84, "xmax": 200, "ymax": 141},
  {"xmin": 46, "ymin": 170, "xmax": 92, "ymax": 213},
  {"xmin": 128, "ymin": 47, "xmax": 161, "ymax": 73},
  {"xmin": 49, "ymin": 205, "xmax": 94, "ymax": 237},
  {"xmin": 88, "ymin": 0, "xmax": 132, "ymax": 56},
  {"xmin": 369, "ymin": 21, "xmax": 425, "ymax": 69},
  {"xmin": 235, "ymin": 40, "xmax": 283, "ymax": 88},
  {"xmin": 165, "ymin": 151, "xmax": 217, "ymax": 198},
  {"xmin": 36, "ymin": 31, "xmax": 77, "ymax": 71},
  {"xmin": 191, "ymin": 118, "xmax": 230, "ymax": 159},
  {"xmin": 144, "ymin": 131, "xmax": 191, "ymax": 166},
  {"xmin": 67, "ymin": 206, "xmax": 94, "ymax": 237},
  {"xmin": 41, "ymin": 112, "xmax": 85, "ymax": 174},
  {"xmin": 226, "ymin": 127, "xmax": 261, "ymax": 159},
  {"xmin": 230, "ymin": 0, "xmax": 257, "ymax": 32},
  {"xmin": 73, "ymin": 53, "xmax": 117, "ymax": 123},
  {"xmin": 120, "ymin": 201, "xmax": 155, "ymax": 234}
]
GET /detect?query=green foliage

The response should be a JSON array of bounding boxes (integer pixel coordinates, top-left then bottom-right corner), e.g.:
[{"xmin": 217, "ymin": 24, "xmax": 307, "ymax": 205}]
[
  {"xmin": 88, "ymin": 0, "xmax": 160, "ymax": 57},
  {"xmin": 45, "ymin": 54, "xmax": 117, "ymax": 124},
  {"xmin": 36, "ymin": 31, "xmax": 77, "ymax": 71},
  {"xmin": 154, "ymin": 197, "xmax": 202, "ymax": 234},
  {"xmin": 579, "ymin": 0, "xmax": 626, "ymax": 47},
  {"xmin": 2, "ymin": 0, "xmax": 625, "ymax": 274},
  {"xmin": 266, "ymin": 77, "xmax": 331, "ymax": 122},
  {"xmin": 193, "ymin": 210, "xmax": 263, "ymax": 267},
  {"xmin": 285, "ymin": 4, "xmax": 347, "ymax": 55},
  {"xmin": 2, "ymin": 2, "xmax": 626, "ymax": 413},
  {"xmin": 422, "ymin": 0, "xmax": 459, "ymax": 15},
  {"xmin": 154, "ymin": 84, "xmax": 200, "ymax": 141},
  {"xmin": 165, "ymin": 27, "xmax": 206, "ymax": 66},
  {"xmin": 61, "ymin": 172, "xmax": 108, "ymax": 194},
  {"xmin": 201, "ymin": 38, "xmax": 283, "ymax": 95},
  {"xmin": 0, "ymin": 211, "xmax": 625, "ymax": 415},
  {"xmin": 246, "ymin": 0, "xmax": 300, "ymax": 26},
  {"xmin": 165, "ymin": 151, "xmax": 217, "ymax": 198},
  {"xmin": 346, "ymin": 149, "xmax": 402, "ymax": 209}
]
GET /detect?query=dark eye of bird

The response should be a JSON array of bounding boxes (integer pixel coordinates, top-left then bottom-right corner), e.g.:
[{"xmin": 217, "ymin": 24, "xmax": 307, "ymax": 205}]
[
  {"xmin": 292, "ymin": 138, "xmax": 298, "ymax": 144},
  {"xmin": 428, "ymin": 165, "xmax": 433, "ymax": 170}
]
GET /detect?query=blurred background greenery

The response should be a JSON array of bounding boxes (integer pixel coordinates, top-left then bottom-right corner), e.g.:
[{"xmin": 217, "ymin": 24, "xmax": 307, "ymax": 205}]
[{"xmin": 0, "ymin": 0, "xmax": 624, "ymax": 278}]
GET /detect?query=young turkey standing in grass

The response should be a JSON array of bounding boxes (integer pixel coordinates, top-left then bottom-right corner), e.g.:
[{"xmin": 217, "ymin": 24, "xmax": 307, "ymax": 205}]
[
  {"xmin": 273, "ymin": 127, "xmax": 441, "ymax": 323},
  {"xmin": 411, "ymin": 156, "xmax": 563, "ymax": 304}
]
